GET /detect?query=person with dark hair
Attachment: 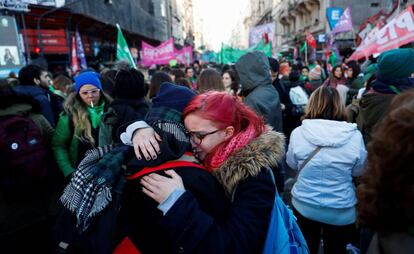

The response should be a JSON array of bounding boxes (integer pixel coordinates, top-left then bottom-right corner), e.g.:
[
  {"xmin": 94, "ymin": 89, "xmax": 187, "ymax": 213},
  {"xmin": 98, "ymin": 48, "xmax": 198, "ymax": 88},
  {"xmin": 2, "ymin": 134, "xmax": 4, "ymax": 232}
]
[
  {"xmin": 197, "ymin": 68, "xmax": 225, "ymax": 93},
  {"xmin": 357, "ymin": 90, "xmax": 414, "ymax": 254},
  {"xmin": 0, "ymin": 84, "xmax": 61, "ymax": 253},
  {"xmin": 345, "ymin": 61, "xmax": 364, "ymax": 104},
  {"xmin": 99, "ymin": 69, "xmax": 117, "ymax": 97},
  {"xmin": 285, "ymin": 70, "xmax": 308, "ymax": 138},
  {"xmin": 100, "ymin": 68, "xmax": 149, "ymax": 146},
  {"xmin": 170, "ymin": 68, "xmax": 185, "ymax": 81},
  {"xmin": 300, "ymin": 66, "xmax": 310, "ymax": 82},
  {"xmin": 148, "ymin": 71, "xmax": 173, "ymax": 98},
  {"xmin": 185, "ymin": 66, "xmax": 197, "ymax": 90},
  {"xmin": 323, "ymin": 65, "xmax": 349, "ymax": 105},
  {"xmin": 14, "ymin": 64, "xmax": 61, "ymax": 126},
  {"xmin": 222, "ymin": 69, "xmax": 240, "ymax": 96},
  {"xmin": 174, "ymin": 77, "xmax": 192, "ymax": 89},
  {"xmin": 268, "ymin": 57, "xmax": 280, "ymax": 82},
  {"xmin": 287, "ymin": 86, "xmax": 367, "ymax": 254}
]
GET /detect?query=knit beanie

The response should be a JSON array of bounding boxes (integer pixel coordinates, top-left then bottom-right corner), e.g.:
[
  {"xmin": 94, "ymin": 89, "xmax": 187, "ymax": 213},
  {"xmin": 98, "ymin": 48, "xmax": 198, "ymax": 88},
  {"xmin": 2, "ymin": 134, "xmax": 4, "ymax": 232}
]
[
  {"xmin": 114, "ymin": 68, "xmax": 147, "ymax": 100},
  {"xmin": 363, "ymin": 64, "xmax": 377, "ymax": 83},
  {"xmin": 75, "ymin": 71, "xmax": 102, "ymax": 93},
  {"xmin": 308, "ymin": 65, "xmax": 322, "ymax": 80},
  {"xmin": 377, "ymin": 48, "xmax": 414, "ymax": 79},
  {"xmin": 152, "ymin": 82, "xmax": 196, "ymax": 113}
]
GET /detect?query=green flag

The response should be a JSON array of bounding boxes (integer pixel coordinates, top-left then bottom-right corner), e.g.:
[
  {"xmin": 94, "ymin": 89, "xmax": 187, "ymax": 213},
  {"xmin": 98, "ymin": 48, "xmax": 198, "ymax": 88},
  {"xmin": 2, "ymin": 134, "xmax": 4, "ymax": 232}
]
[
  {"xmin": 300, "ymin": 42, "xmax": 307, "ymax": 52},
  {"xmin": 219, "ymin": 39, "xmax": 272, "ymax": 64},
  {"xmin": 116, "ymin": 24, "xmax": 136, "ymax": 68}
]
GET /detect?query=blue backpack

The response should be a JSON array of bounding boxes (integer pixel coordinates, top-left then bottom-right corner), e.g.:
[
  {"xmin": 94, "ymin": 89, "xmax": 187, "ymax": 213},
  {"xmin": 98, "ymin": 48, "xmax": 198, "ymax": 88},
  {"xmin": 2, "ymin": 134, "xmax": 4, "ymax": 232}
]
[{"xmin": 262, "ymin": 170, "xmax": 309, "ymax": 254}]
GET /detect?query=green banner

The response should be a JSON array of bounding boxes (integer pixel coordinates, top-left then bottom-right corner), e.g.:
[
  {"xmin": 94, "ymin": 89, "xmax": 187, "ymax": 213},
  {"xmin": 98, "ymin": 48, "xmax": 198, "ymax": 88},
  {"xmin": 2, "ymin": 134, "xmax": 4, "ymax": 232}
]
[
  {"xmin": 219, "ymin": 39, "xmax": 272, "ymax": 64},
  {"xmin": 116, "ymin": 24, "xmax": 136, "ymax": 69}
]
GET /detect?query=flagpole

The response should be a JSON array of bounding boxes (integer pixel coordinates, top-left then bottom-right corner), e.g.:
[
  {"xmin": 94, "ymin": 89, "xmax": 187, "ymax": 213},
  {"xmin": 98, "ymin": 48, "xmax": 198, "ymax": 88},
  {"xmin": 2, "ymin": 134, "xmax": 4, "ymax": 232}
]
[{"xmin": 305, "ymin": 41, "xmax": 308, "ymax": 65}]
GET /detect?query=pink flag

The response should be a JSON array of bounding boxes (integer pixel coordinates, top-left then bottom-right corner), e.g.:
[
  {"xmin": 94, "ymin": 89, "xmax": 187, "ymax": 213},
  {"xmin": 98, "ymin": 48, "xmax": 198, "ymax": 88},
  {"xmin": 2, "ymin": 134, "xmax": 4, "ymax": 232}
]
[
  {"xmin": 175, "ymin": 46, "xmax": 193, "ymax": 66},
  {"xmin": 349, "ymin": 7, "xmax": 414, "ymax": 61},
  {"xmin": 141, "ymin": 38, "xmax": 175, "ymax": 67},
  {"xmin": 332, "ymin": 7, "xmax": 353, "ymax": 35}
]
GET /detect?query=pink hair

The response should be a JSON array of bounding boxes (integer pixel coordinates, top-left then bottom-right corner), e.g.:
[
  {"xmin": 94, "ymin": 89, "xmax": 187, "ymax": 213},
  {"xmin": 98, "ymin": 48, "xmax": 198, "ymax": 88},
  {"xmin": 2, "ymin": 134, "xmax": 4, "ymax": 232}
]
[{"xmin": 183, "ymin": 91, "xmax": 265, "ymax": 167}]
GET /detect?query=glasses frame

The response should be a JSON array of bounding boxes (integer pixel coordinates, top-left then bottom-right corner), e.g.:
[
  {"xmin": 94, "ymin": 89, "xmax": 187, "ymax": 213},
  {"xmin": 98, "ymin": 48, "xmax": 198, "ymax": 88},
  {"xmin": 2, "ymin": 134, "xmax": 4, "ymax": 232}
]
[
  {"xmin": 79, "ymin": 89, "xmax": 100, "ymax": 96},
  {"xmin": 187, "ymin": 129, "xmax": 221, "ymax": 145}
]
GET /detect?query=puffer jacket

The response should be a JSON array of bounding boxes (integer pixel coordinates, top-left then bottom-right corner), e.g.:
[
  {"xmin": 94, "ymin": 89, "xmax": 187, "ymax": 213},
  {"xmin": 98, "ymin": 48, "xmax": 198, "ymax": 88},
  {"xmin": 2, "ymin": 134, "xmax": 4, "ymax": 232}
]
[{"xmin": 287, "ymin": 119, "xmax": 367, "ymax": 208}]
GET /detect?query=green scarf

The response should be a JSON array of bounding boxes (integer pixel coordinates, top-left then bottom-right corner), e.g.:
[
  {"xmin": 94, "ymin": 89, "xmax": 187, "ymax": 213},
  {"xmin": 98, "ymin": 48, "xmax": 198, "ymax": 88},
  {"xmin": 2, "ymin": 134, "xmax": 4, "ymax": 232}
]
[{"xmin": 87, "ymin": 101, "xmax": 105, "ymax": 128}]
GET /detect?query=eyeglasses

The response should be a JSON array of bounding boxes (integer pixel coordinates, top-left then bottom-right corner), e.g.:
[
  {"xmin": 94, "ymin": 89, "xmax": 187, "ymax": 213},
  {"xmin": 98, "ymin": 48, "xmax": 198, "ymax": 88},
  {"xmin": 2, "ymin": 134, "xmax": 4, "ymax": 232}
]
[
  {"xmin": 79, "ymin": 89, "xmax": 100, "ymax": 96},
  {"xmin": 186, "ymin": 129, "xmax": 221, "ymax": 145}
]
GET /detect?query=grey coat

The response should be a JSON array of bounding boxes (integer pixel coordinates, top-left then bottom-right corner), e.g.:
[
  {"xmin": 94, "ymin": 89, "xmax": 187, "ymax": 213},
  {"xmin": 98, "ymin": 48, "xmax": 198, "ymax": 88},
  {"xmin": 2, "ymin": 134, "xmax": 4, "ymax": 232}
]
[{"xmin": 236, "ymin": 51, "xmax": 283, "ymax": 132}]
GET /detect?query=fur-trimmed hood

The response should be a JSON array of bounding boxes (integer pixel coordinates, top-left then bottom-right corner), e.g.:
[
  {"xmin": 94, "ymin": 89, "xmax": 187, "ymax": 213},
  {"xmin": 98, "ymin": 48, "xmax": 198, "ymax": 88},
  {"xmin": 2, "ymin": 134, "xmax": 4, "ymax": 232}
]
[{"xmin": 213, "ymin": 129, "xmax": 285, "ymax": 196}]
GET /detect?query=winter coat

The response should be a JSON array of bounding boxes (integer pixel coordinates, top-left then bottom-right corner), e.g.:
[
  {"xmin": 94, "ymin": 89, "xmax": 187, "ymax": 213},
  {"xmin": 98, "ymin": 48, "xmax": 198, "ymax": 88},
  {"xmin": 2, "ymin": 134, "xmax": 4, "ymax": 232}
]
[
  {"xmin": 13, "ymin": 85, "xmax": 63, "ymax": 127},
  {"xmin": 52, "ymin": 102, "xmax": 108, "ymax": 177},
  {"xmin": 357, "ymin": 91, "xmax": 395, "ymax": 144},
  {"xmin": 236, "ymin": 52, "xmax": 283, "ymax": 132},
  {"xmin": 124, "ymin": 152, "xmax": 230, "ymax": 254},
  {"xmin": 0, "ymin": 101, "xmax": 60, "ymax": 252},
  {"xmin": 100, "ymin": 98, "xmax": 149, "ymax": 146},
  {"xmin": 286, "ymin": 119, "xmax": 367, "ymax": 209},
  {"xmin": 158, "ymin": 130, "xmax": 285, "ymax": 254}
]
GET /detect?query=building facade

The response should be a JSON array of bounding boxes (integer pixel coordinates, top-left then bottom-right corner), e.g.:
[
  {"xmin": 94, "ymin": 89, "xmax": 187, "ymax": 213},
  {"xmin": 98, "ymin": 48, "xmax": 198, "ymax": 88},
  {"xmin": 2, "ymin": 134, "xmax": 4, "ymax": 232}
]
[{"xmin": 235, "ymin": 0, "xmax": 410, "ymax": 57}]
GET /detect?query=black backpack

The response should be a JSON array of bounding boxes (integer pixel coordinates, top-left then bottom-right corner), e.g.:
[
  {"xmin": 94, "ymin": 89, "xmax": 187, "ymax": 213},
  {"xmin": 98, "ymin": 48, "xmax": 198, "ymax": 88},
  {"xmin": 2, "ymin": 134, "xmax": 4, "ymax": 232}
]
[{"xmin": 0, "ymin": 114, "xmax": 48, "ymax": 192}]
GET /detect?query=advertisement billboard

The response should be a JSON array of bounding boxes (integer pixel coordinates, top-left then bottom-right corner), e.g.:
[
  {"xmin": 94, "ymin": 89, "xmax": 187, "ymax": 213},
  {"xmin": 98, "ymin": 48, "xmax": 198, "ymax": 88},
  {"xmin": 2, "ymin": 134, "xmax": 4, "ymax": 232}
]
[{"xmin": 0, "ymin": 15, "xmax": 25, "ymax": 78}]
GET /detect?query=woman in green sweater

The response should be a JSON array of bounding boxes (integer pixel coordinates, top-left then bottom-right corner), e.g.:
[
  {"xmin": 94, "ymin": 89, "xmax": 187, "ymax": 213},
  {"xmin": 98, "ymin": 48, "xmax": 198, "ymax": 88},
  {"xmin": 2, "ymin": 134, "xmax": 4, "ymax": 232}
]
[{"xmin": 52, "ymin": 71, "xmax": 112, "ymax": 177}]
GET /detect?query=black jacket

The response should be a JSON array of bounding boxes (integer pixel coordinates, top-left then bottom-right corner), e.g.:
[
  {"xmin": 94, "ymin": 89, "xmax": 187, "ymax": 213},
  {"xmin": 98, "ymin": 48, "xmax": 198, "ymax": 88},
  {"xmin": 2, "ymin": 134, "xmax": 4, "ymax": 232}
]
[
  {"xmin": 124, "ymin": 155, "xmax": 230, "ymax": 254},
  {"xmin": 159, "ymin": 130, "xmax": 285, "ymax": 254}
]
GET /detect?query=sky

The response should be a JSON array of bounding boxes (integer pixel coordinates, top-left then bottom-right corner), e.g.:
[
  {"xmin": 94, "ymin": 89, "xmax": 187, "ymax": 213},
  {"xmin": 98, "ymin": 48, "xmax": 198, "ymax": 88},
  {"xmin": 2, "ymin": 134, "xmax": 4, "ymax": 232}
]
[{"xmin": 193, "ymin": 0, "xmax": 249, "ymax": 51}]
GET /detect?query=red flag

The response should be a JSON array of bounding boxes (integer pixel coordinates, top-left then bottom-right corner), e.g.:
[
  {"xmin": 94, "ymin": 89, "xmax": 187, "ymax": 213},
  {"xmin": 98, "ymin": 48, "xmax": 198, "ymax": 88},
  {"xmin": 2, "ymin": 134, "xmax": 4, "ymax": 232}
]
[
  {"xmin": 263, "ymin": 32, "xmax": 269, "ymax": 44},
  {"xmin": 70, "ymin": 36, "xmax": 80, "ymax": 76},
  {"xmin": 306, "ymin": 31, "xmax": 317, "ymax": 49}
]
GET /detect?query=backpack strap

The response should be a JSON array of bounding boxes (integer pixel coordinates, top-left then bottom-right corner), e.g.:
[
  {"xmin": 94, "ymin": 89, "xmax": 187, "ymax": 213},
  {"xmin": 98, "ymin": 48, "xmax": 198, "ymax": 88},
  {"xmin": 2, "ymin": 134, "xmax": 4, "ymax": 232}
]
[{"xmin": 126, "ymin": 152, "xmax": 206, "ymax": 180}]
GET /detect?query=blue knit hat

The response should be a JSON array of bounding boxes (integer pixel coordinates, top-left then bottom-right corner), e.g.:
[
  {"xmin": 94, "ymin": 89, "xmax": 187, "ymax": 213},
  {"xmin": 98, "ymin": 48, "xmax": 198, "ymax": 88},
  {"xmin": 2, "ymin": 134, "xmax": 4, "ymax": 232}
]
[{"xmin": 75, "ymin": 71, "xmax": 102, "ymax": 93}]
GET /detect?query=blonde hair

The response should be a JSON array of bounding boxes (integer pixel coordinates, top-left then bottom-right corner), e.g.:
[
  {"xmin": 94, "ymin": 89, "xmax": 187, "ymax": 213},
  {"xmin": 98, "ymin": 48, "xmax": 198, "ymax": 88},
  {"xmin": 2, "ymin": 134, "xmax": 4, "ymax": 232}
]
[
  {"xmin": 63, "ymin": 91, "xmax": 112, "ymax": 146},
  {"xmin": 303, "ymin": 86, "xmax": 347, "ymax": 121}
]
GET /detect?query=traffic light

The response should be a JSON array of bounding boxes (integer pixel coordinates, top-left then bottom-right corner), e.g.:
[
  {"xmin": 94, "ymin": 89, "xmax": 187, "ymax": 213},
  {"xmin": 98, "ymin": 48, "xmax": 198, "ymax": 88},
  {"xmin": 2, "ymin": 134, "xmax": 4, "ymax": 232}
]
[{"xmin": 35, "ymin": 47, "xmax": 41, "ymax": 54}]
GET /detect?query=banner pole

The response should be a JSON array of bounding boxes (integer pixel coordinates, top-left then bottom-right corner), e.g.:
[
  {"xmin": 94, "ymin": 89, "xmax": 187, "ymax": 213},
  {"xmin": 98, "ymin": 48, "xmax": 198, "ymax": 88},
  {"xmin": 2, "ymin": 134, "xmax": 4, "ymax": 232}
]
[{"xmin": 305, "ymin": 42, "xmax": 308, "ymax": 65}]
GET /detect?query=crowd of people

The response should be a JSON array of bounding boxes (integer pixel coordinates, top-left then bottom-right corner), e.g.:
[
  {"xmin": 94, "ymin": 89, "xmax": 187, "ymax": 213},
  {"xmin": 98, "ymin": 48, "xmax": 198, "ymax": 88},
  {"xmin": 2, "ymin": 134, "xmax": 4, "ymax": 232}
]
[{"xmin": 0, "ymin": 47, "xmax": 413, "ymax": 254}]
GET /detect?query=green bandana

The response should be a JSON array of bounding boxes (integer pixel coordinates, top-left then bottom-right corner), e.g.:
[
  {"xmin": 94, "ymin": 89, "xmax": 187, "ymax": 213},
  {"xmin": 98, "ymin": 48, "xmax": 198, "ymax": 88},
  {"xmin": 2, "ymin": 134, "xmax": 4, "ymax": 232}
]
[{"xmin": 87, "ymin": 101, "xmax": 105, "ymax": 128}]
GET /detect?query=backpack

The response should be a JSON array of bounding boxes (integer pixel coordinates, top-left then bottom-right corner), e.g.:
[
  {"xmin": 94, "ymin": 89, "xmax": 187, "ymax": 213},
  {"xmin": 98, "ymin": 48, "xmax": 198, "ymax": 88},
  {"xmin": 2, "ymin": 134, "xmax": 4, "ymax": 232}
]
[
  {"xmin": 0, "ymin": 115, "xmax": 48, "ymax": 192},
  {"xmin": 262, "ymin": 170, "xmax": 309, "ymax": 254},
  {"xmin": 289, "ymin": 87, "xmax": 308, "ymax": 116}
]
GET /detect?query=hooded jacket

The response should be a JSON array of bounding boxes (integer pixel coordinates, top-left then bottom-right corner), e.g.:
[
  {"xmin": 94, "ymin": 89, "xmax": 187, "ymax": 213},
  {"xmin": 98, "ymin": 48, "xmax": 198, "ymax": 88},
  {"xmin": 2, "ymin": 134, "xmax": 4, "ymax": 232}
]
[
  {"xmin": 159, "ymin": 129, "xmax": 285, "ymax": 254},
  {"xmin": 13, "ymin": 85, "xmax": 62, "ymax": 127},
  {"xmin": 287, "ymin": 119, "xmax": 367, "ymax": 209},
  {"xmin": 236, "ymin": 52, "xmax": 283, "ymax": 132}
]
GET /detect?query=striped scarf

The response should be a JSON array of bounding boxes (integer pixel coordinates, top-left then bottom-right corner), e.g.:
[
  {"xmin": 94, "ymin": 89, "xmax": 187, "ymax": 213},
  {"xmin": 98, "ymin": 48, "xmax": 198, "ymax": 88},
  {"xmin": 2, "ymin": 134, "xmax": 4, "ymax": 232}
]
[{"xmin": 60, "ymin": 145, "xmax": 128, "ymax": 233}]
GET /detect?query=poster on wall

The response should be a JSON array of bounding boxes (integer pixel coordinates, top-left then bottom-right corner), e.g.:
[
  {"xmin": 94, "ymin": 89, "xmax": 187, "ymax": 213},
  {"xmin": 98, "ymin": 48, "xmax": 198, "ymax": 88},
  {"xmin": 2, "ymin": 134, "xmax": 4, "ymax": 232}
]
[
  {"xmin": 249, "ymin": 23, "xmax": 273, "ymax": 47},
  {"xmin": 0, "ymin": 15, "xmax": 25, "ymax": 78}
]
